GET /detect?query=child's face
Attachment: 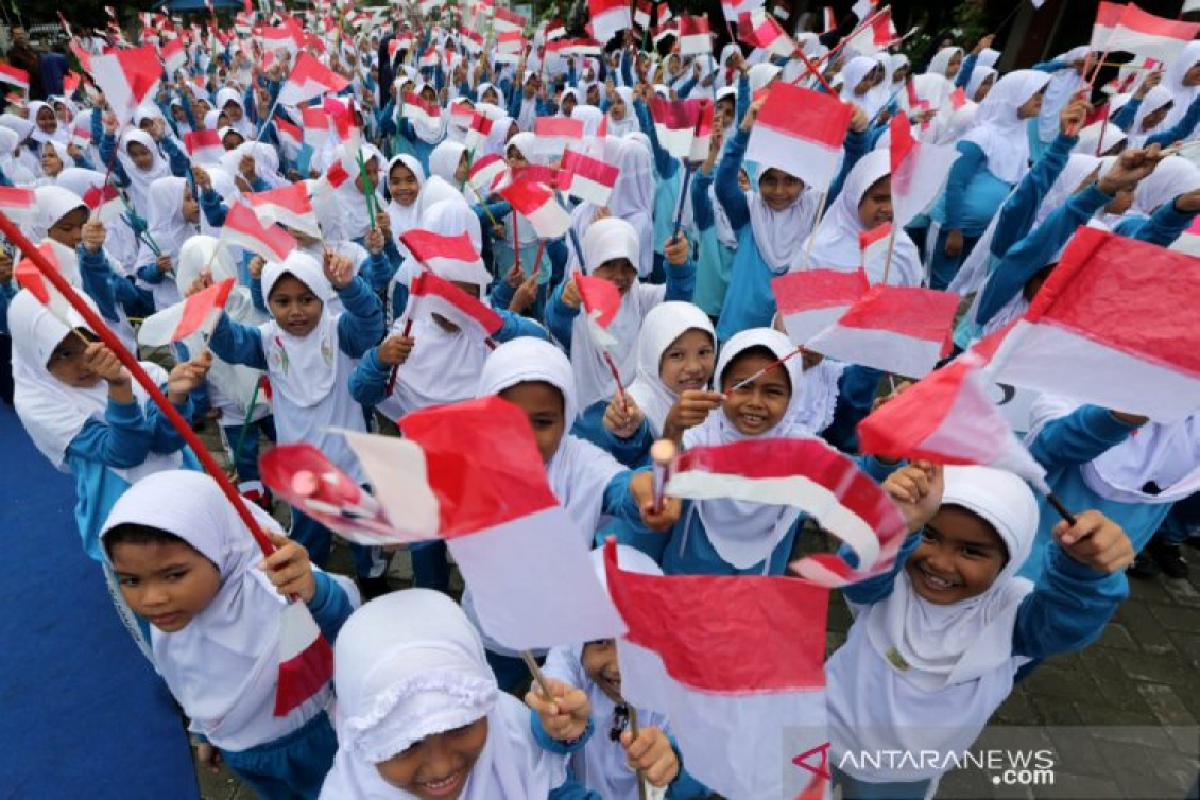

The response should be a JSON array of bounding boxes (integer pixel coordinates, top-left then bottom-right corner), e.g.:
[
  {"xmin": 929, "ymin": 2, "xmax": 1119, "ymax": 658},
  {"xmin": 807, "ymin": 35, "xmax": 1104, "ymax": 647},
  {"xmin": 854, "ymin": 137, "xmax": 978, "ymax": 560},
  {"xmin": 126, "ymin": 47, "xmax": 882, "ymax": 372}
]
[
  {"xmin": 581, "ymin": 639, "xmax": 622, "ymax": 703},
  {"xmin": 507, "ymin": 145, "xmax": 528, "ymax": 169},
  {"xmin": 945, "ymin": 51, "xmax": 964, "ymax": 80},
  {"xmin": 183, "ymin": 189, "xmax": 200, "ymax": 224},
  {"xmin": 35, "ymin": 106, "xmax": 55, "ymax": 133},
  {"xmin": 389, "ymin": 163, "xmax": 420, "ymax": 207},
  {"xmin": 905, "ymin": 505, "xmax": 1007, "ymax": 605},
  {"xmin": 562, "ymin": 95, "xmax": 577, "ymax": 117},
  {"xmin": 592, "ymin": 258, "xmax": 637, "ymax": 296},
  {"xmin": 758, "ymin": 169, "xmax": 804, "ymax": 211},
  {"xmin": 109, "ymin": 539, "xmax": 222, "ymax": 632},
  {"xmin": 223, "ymin": 101, "xmax": 243, "ymax": 122},
  {"xmin": 40, "ymin": 146, "xmax": 63, "ymax": 176},
  {"xmin": 481, "ymin": 87, "xmax": 499, "ymax": 105},
  {"xmin": 659, "ymin": 328, "xmax": 715, "ymax": 395},
  {"xmin": 717, "ymin": 98, "xmax": 735, "ymax": 128},
  {"xmin": 127, "ymin": 141, "xmax": 155, "ymax": 172},
  {"xmin": 222, "ymin": 132, "xmax": 244, "ymax": 151},
  {"xmin": 858, "ymin": 176, "xmax": 893, "ymax": 230},
  {"xmin": 498, "ymin": 381, "xmax": 566, "ymax": 464},
  {"xmin": 49, "ymin": 207, "xmax": 87, "ymax": 250},
  {"xmin": 375, "ymin": 718, "xmax": 488, "ymax": 800},
  {"xmin": 454, "ymin": 153, "xmax": 469, "ymax": 183},
  {"xmin": 268, "ymin": 274, "xmax": 324, "ymax": 336},
  {"xmin": 719, "ymin": 352, "xmax": 791, "ymax": 435},
  {"xmin": 586, "ymin": 85, "xmax": 600, "ymax": 105},
  {"xmin": 1016, "ymin": 88, "xmax": 1045, "ymax": 120},
  {"xmin": 432, "ymin": 280, "xmax": 480, "ymax": 333},
  {"xmin": 356, "ymin": 156, "xmax": 380, "ymax": 194},
  {"xmin": 46, "ymin": 333, "xmax": 102, "ymax": 388},
  {"xmin": 610, "ymin": 97, "xmax": 627, "ymax": 121}
]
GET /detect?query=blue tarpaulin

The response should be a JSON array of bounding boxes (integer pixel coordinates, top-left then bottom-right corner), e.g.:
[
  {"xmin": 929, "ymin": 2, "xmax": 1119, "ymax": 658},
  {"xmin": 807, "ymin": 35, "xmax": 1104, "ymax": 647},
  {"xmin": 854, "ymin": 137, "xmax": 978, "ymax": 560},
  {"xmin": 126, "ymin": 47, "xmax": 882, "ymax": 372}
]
[{"xmin": 155, "ymin": 0, "xmax": 245, "ymax": 11}]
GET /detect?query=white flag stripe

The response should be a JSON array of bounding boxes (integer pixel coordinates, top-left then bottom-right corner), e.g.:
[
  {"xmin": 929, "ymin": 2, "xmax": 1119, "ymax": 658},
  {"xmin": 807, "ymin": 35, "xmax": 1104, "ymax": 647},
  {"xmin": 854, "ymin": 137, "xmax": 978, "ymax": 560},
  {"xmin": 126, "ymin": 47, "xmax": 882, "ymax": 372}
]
[{"xmin": 808, "ymin": 324, "xmax": 945, "ymax": 379}]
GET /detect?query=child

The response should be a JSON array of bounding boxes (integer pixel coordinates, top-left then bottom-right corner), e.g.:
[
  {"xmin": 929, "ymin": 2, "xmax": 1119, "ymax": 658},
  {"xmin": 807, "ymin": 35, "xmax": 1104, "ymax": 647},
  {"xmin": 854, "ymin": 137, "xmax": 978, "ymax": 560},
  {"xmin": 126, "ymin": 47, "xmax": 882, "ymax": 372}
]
[
  {"xmin": 655, "ymin": 328, "xmax": 896, "ymax": 575},
  {"xmin": 475, "ymin": 337, "xmax": 680, "ymax": 688},
  {"xmin": 826, "ymin": 464, "xmax": 1132, "ymax": 798},
  {"xmin": 592, "ymin": 301, "xmax": 718, "ymax": 468},
  {"xmin": 688, "ymin": 124, "xmax": 736, "ymax": 321},
  {"xmin": 135, "ymin": 176, "xmax": 200, "ymax": 313},
  {"xmin": 320, "ymin": 589, "xmax": 593, "ymax": 798},
  {"xmin": 101, "ymin": 470, "xmax": 358, "ymax": 799},
  {"xmin": 208, "ymin": 250, "xmax": 390, "ymax": 594}
]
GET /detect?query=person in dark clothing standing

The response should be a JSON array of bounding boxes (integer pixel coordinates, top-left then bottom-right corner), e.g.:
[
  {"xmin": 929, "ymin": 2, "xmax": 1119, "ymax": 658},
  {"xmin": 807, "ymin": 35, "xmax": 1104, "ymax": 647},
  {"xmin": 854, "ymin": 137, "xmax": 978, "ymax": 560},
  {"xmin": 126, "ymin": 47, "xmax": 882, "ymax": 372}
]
[{"xmin": 6, "ymin": 28, "xmax": 44, "ymax": 100}]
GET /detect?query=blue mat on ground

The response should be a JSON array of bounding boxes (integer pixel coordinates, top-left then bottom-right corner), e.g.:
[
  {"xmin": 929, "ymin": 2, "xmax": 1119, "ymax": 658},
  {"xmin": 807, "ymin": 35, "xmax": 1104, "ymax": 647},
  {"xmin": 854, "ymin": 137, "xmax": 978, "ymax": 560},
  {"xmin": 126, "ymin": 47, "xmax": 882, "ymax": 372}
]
[{"xmin": 0, "ymin": 407, "xmax": 199, "ymax": 799}]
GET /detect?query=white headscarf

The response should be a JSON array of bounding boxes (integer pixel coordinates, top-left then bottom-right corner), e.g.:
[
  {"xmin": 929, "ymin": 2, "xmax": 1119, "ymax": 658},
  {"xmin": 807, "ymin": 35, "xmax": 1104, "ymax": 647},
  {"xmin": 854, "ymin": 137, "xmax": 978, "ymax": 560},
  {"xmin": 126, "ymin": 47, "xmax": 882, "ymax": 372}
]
[
  {"xmin": 409, "ymin": 83, "xmax": 449, "ymax": 144},
  {"xmin": 962, "ymin": 70, "xmax": 1051, "ymax": 184},
  {"xmin": 1133, "ymin": 156, "xmax": 1200, "ymax": 216},
  {"xmin": 926, "ymin": 48, "xmax": 963, "ymax": 80},
  {"xmin": 1127, "ymin": 85, "xmax": 1174, "ymax": 147},
  {"xmin": 626, "ymin": 302, "xmax": 715, "ymax": 438},
  {"xmin": 100, "ymin": 471, "xmax": 348, "ymax": 751},
  {"xmin": 1163, "ymin": 40, "xmax": 1200, "ymax": 129},
  {"xmin": 606, "ymin": 87, "xmax": 639, "ymax": 137},
  {"xmin": 841, "ymin": 56, "xmax": 885, "ymax": 118},
  {"xmin": 384, "ymin": 155, "xmax": 426, "ymax": 258},
  {"xmin": 571, "ymin": 104, "xmax": 606, "ymax": 137},
  {"xmin": 216, "ymin": 86, "xmax": 255, "ymax": 137},
  {"xmin": 608, "ymin": 137, "xmax": 655, "ymax": 277},
  {"xmin": 0, "ymin": 126, "xmax": 32, "ymax": 184},
  {"xmin": 748, "ymin": 63, "xmax": 781, "ymax": 96},
  {"xmin": 141, "ymin": 176, "xmax": 197, "ymax": 309},
  {"xmin": 1074, "ymin": 121, "xmax": 1127, "ymax": 157},
  {"xmin": 39, "ymin": 139, "xmax": 74, "ymax": 177},
  {"xmin": 29, "ymin": 100, "xmax": 66, "ymax": 144},
  {"xmin": 1037, "ymin": 47, "xmax": 1089, "ymax": 143},
  {"xmin": 805, "ymin": 150, "xmax": 922, "ymax": 285},
  {"xmin": 117, "ymin": 129, "xmax": 171, "ymax": 217},
  {"xmin": 681, "ymin": 328, "xmax": 809, "ymax": 571},
  {"xmin": 260, "ymin": 252, "xmax": 339, "ymax": 408},
  {"xmin": 428, "ymin": 139, "xmax": 467, "ymax": 185},
  {"xmin": 321, "ymin": 590, "xmax": 567, "ymax": 799},
  {"xmin": 234, "ymin": 141, "xmax": 288, "ymax": 189},
  {"xmin": 335, "ymin": 143, "xmax": 384, "ymax": 240},
  {"xmin": 32, "ymin": 185, "xmax": 87, "ymax": 244},
  {"xmin": 746, "ymin": 166, "xmax": 821, "ymax": 274}
]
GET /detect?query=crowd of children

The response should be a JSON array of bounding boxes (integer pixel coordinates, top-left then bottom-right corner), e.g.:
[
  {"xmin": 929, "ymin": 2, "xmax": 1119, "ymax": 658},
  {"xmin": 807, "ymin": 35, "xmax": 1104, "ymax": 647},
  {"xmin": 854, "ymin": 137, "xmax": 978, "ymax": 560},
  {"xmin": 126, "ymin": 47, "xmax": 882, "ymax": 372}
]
[{"xmin": 2, "ymin": 3, "xmax": 1199, "ymax": 797}]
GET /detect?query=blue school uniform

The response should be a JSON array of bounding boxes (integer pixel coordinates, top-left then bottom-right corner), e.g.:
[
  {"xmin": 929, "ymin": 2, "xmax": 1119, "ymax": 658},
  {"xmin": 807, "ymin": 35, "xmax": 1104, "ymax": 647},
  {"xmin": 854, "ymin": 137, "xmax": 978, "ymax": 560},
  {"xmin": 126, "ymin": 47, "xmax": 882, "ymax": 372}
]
[
  {"xmin": 688, "ymin": 169, "xmax": 735, "ymax": 319},
  {"xmin": 928, "ymin": 140, "xmax": 1015, "ymax": 290}
]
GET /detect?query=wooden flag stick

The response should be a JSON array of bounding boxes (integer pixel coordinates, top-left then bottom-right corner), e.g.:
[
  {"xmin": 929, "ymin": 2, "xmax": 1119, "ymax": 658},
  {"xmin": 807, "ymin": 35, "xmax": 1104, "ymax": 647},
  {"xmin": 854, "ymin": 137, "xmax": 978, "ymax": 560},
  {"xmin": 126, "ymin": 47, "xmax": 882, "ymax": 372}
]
[
  {"xmin": 521, "ymin": 649, "xmax": 555, "ymax": 702},
  {"xmin": 1044, "ymin": 492, "xmax": 1078, "ymax": 527},
  {"xmin": 626, "ymin": 704, "xmax": 649, "ymax": 800},
  {"xmin": 802, "ymin": 190, "xmax": 829, "ymax": 270},
  {"xmin": 880, "ymin": 222, "xmax": 899, "ymax": 285},
  {"xmin": 726, "ymin": 346, "xmax": 804, "ymax": 393}
]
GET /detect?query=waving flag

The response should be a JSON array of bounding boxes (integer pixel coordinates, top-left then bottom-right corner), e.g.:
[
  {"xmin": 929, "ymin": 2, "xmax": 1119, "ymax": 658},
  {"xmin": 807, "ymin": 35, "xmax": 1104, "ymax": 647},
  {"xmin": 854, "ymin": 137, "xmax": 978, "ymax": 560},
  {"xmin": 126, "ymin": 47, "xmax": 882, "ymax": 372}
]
[
  {"xmin": 89, "ymin": 46, "xmax": 163, "ymax": 126},
  {"xmin": 772, "ymin": 268, "xmax": 871, "ymax": 346},
  {"xmin": 278, "ymin": 52, "xmax": 350, "ymax": 106},
  {"xmin": 399, "ymin": 230, "xmax": 489, "ymax": 282},
  {"xmin": 534, "ymin": 116, "xmax": 584, "ymax": 158},
  {"xmin": 859, "ymin": 222, "xmax": 893, "ymax": 275},
  {"xmin": 589, "ymin": 0, "xmax": 632, "ymax": 42},
  {"xmin": 15, "ymin": 243, "xmax": 75, "ymax": 324},
  {"xmin": 1091, "ymin": 2, "xmax": 1200, "ymax": 63},
  {"xmin": 738, "ymin": 10, "xmax": 797, "ymax": 59},
  {"xmin": 161, "ymin": 37, "xmax": 188, "ymax": 75},
  {"xmin": 245, "ymin": 183, "xmax": 320, "ymax": 238},
  {"xmin": 468, "ymin": 153, "xmax": 509, "ymax": 195},
  {"xmin": 223, "ymin": 203, "xmax": 297, "ymax": 263},
  {"xmin": 678, "ymin": 15, "xmax": 712, "ymax": 55},
  {"xmin": 857, "ymin": 359, "xmax": 1049, "ymax": 489},
  {"xmin": 561, "ymin": 148, "xmax": 619, "ymax": 206},
  {"xmin": 649, "ymin": 98, "xmax": 714, "ymax": 162},
  {"xmin": 258, "ymin": 24, "xmax": 301, "ymax": 53},
  {"xmin": 301, "ymin": 105, "xmax": 332, "ymax": 148},
  {"xmin": 492, "ymin": 7, "xmax": 526, "ymax": 32},
  {"xmin": 988, "ymin": 227, "xmax": 1200, "ymax": 422},
  {"xmin": 274, "ymin": 115, "xmax": 303, "ymax": 154},
  {"xmin": 497, "ymin": 181, "xmax": 570, "ymax": 239},
  {"xmin": 634, "ymin": 1, "xmax": 652, "ymax": 30},
  {"xmin": 604, "ymin": 538, "xmax": 829, "ymax": 800},
  {"xmin": 0, "ymin": 64, "xmax": 29, "ymax": 93},
  {"xmin": 0, "ymin": 186, "xmax": 39, "ymax": 226},
  {"xmin": 495, "ymin": 30, "xmax": 527, "ymax": 61},
  {"xmin": 545, "ymin": 37, "xmax": 604, "ymax": 57},
  {"xmin": 843, "ymin": 5, "xmax": 897, "ymax": 55},
  {"xmin": 746, "ymin": 84, "xmax": 855, "ymax": 194},
  {"xmin": 576, "ymin": 272, "xmax": 621, "ymax": 348},
  {"xmin": 138, "ymin": 278, "xmax": 236, "ymax": 348},
  {"xmin": 464, "ymin": 113, "xmax": 494, "ymax": 153},
  {"xmin": 408, "ymin": 271, "xmax": 503, "ymax": 339},
  {"xmin": 185, "ymin": 129, "xmax": 223, "ymax": 164},
  {"xmin": 889, "ymin": 116, "xmax": 957, "ymax": 228},
  {"xmin": 806, "ymin": 286, "xmax": 958, "ymax": 378},
  {"xmin": 652, "ymin": 18, "xmax": 679, "ymax": 44}
]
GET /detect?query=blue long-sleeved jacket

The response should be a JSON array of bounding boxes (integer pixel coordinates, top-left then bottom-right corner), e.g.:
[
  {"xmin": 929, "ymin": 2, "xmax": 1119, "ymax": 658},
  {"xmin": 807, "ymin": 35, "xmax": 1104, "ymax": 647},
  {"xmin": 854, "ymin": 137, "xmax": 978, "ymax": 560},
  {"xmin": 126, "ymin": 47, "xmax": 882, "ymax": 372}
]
[{"xmin": 987, "ymin": 131, "xmax": 1079, "ymax": 261}]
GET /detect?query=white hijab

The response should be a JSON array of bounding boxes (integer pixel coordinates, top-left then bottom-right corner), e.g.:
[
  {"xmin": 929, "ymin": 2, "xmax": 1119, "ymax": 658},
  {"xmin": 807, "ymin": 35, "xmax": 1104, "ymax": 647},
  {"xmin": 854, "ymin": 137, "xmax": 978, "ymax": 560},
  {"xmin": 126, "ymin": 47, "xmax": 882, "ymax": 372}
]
[
  {"xmin": 606, "ymin": 87, "xmax": 639, "ymax": 138},
  {"xmin": 335, "ymin": 143, "xmax": 384, "ymax": 240},
  {"xmin": 1163, "ymin": 40, "xmax": 1200, "ymax": 129},
  {"xmin": 428, "ymin": 139, "xmax": 466, "ymax": 185},
  {"xmin": 384, "ymin": 154, "xmax": 426, "ymax": 258},
  {"xmin": 1127, "ymin": 86, "xmax": 1174, "ymax": 148},
  {"xmin": 626, "ymin": 301, "xmax": 715, "ymax": 438},
  {"xmin": 841, "ymin": 56, "xmax": 885, "ymax": 118},
  {"xmin": 962, "ymin": 70, "xmax": 1051, "ymax": 184},
  {"xmin": 609, "ymin": 137, "xmax": 655, "ymax": 277},
  {"xmin": 260, "ymin": 252, "xmax": 339, "ymax": 408},
  {"xmin": 117, "ymin": 129, "xmax": 171, "ymax": 217},
  {"xmin": 747, "ymin": 170, "xmax": 820, "ymax": 274},
  {"xmin": 681, "ymin": 328, "xmax": 809, "ymax": 571},
  {"xmin": 1037, "ymin": 47, "xmax": 1088, "ymax": 143},
  {"xmin": 321, "ymin": 590, "xmax": 567, "ymax": 799}
]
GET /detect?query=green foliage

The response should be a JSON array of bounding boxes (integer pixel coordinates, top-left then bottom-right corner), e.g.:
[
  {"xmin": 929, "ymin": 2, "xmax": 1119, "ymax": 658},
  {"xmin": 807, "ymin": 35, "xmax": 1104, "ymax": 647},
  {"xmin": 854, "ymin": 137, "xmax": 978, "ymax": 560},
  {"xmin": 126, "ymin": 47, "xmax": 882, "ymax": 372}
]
[{"xmin": 952, "ymin": 0, "xmax": 989, "ymax": 50}]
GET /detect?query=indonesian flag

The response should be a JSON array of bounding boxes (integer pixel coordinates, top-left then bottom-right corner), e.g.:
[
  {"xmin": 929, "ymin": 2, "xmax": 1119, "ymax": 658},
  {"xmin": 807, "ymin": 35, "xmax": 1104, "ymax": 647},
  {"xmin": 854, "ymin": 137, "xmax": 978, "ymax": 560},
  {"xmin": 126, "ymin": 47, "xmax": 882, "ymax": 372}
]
[
  {"xmin": 258, "ymin": 24, "xmax": 301, "ymax": 53},
  {"xmin": 15, "ymin": 243, "xmax": 75, "ymax": 324},
  {"xmin": 492, "ymin": 7, "xmax": 526, "ymax": 32},
  {"xmin": 408, "ymin": 271, "xmax": 504, "ymax": 338},
  {"xmin": 678, "ymin": 15, "xmax": 712, "ymax": 56},
  {"xmin": 949, "ymin": 86, "xmax": 966, "ymax": 110},
  {"xmin": 275, "ymin": 115, "xmax": 303, "ymax": 153},
  {"xmin": 161, "ymin": 37, "xmax": 188, "ymax": 75},
  {"xmin": 806, "ymin": 286, "xmax": 958, "ymax": 378},
  {"xmin": 278, "ymin": 52, "xmax": 350, "ymax": 106},
  {"xmin": 533, "ymin": 117, "xmax": 584, "ymax": 159},
  {"xmin": 0, "ymin": 64, "xmax": 29, "ymax": 93},
  {"xmin": 857, "ymin": 359, "xmax": 1050, "ymax": 490},
  {"xmin": 223, "ymin": 202, "xmax": 298, "ymax": 263},
  {"xmin": 576, "ymin": 272, "xmax": 621, "ymax": 348},
  {"xmin": 400, "ymin": 230, "xmax": 489, "ymax": 282},
  {"xmin": 185, "ymin": 129, "xmax": 224, "ymax": 165},
  {"xmin": 245, "ymin": 183, "xmax": 321, "ymax": 238},
  {"xmin": 656, "ymin": 1, "xmax": 674, "ymax": 25},
  {"xmin": 560, "ymin": 148, "xmax": 619, "ymax": 206},
  {"xmin": 545, "ymin": 38, "xmax": 604, "ymax": 57},
  {"xmin": 275, "ymin": 601, "xmax": 333, "ymax": 717},
  {"xmin": 988, "ymin": 227, "xmax": 1200, "ymax": 422},
  {"xmin": 401, "ymin": 92, "xmax": 443, "ymax": 129},
  {"xmin": 652, "ymin": 19, "xmax": 679, "ymax": 44},
  {"xmin": 464, "ymin": 113, "xmax": 494, "ymax": 153},
  {"xmin": 746, "ymin": 84, "xmax": 855, "ymax": 194},
  {"xmin": 460, "ymin": 27, "xmax": 484, "ymax": 53},
  {"xmin": 589, "ymin": 0, "xmax": 632, "ymax": 43},
  {"xmin": 888, "ymin": 115, "xmax": 957, "ymax": 228},
  {"xmin": 649, "ymin": 98, "xmax": 714, "ymax": 162},
  {"xmin": 859, "ymin": 222, "xmax": 892, "ymax": 275},
  {"xmin": 634, "ymin": 1, "xmax": 651, "ymax": 30},
  {"xmin": 604, "ymin": 538, "xmax": 829, "ymax": 800},
  {"xmin": 0, "ymin": 186, "xmax": 39, "ymax": 226},
  {"xmin": 301, "ymin": 106, "xmax": 332, "ymax": 148},
  {"xmin": 546, "ymin": 17, "xmax": 567, "ymax": 39},
  {"xmin": 510, "ymin": 165, "xmax": 562, "ymax": 190},
  {"xmin": 772, "ymin": 268, "xmax": 871, "ymax": 346},
  {"xmin": 468, "ymin": 153, "xmax": 509, "ymax": 195},
  {"xmin": 69, "ymin": 118, "xmax": 91, "ymax": 149},
  {"xmin": 89, "ymin": 46, "xmax": 163, "ymax": 126},
  {"xmin": 498, "ymin": 181, "xmax": 570, "ymax": 239},
  {"xmin": 137, "ymin": 278, "xmax": 236, "ymax": 347},
  {"xmin": 495, "ymin": 30, "xmax": 527, "ymax": 60},
  {"xmin": 738, "ymin": 10, "xmax": 797, "ymax": 59},
  {"xmin": 1091, "ymin": 2, "xmax": 1200, "ymax": 64}
]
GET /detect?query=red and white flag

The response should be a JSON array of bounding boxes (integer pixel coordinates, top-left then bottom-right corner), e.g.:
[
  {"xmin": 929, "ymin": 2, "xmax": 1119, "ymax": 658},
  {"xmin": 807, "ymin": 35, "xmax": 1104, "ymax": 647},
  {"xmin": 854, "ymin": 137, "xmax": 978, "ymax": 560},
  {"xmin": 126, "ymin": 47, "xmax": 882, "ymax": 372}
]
[
  {"xmin": 560, "ymin": 148, "xmax": 619, "ymax": 206},
  {"xmin": 492, "ymin": 7, "xmax": 526, "ymax": 32},
  {"xmin": 274, "ymin": 601, "xmax": 333, "ymax": 716},
  {"xmin": 510, "ymin": 165, "xmax": 562, "ymax": 190},
  {"xmin": 408, "ymin": 271, "xmax": 502, "ymax": 338},
  {"xmin": 575, "ymin": 272, "xmax": 621, "ymax": 348},
  {"xmin": 844, "ymin": 5, "xmax": 897, "ymax": 55},
  {"xmin": 89, "ymin": 46, "xmax": 163, "ymax": 126},
  {"xmin": 245, "ymin": 183, "xmax": 320, "ymax": 238},
  {"xmin": 137, "ymin": 278, "xmax": 236, "ymax": 347},
  {"xmin": 0, "ymin": 64, "xmax": 29, "ymax": 93},
  {"xmin": 545, "ymin": 17, "xmax": 568, "ymax": 39},
  {"xmin": 301, "ymin": 105, "xmax": 332, "ymax": 148},
  {"xmin": 823, "ymin": 5, "xmax": 837, "ymax": 33},
  {"xmin": 467, "ymin": 153, "xmax": 509, "ymax": 195},
  {"xmin": 603, "ymin": 538, "xmax": 829, "ymax": 800},
  {"xmin": 417, "ymin": 46, "xmax": 440, "ymax": 70},
  {"xmin": 545, "ymin": 37, "xmax": 604, "ymax": 57},
  {"xmin": 401, "ymin": 94, "xmax": 442, "ymax": 130},
  {"xmin": 1091, "ymin": 2, "xmax": 1200, "ymax": 64},
  {"xmin": 0, "ymin": 186, "xmax": 39, "ymax": 226},
  {"xmin": 399, "ymin": 229, "xmax": 489, "ymax": 282},
  {"xmin": 678, "ymin": 15, "xmax": 712, "ymax": 56},
  {"xmin": 161, "ymin": 37, "xmax": 188, "ymax": 75},
  {"xmin": 534, "ymin": 116, "xmax": 584, "ymax": 158},
  {"xmin": 497, "ymin": 181, "xmax": 570, "ymax": 239},
  {"xmin": 495, "ymin": 30, "xmax": 527, "ymax": 61},
  {"xmin": 857, "ymin": 359, "xmax": 1050, "ymax": 490},
  {"xmin": 223, "ymin": 202, "xmax": 297, "ymax": 263},
  {"xmin": 806, "ymin": 286, "xmax": 958, "ymax": 378},
  {"xmin": 988, "ymin": 227, "xmax": 1200, "ymax": 422},
  {"xmin": 746, "ymin": 84, "xmax": 855, "ymax": 194},
  {"xmin": 738, "ymin": 10, "xmax": 797, "ymax": 59},
  {"xmin": 649, "ymin": 98, "xmax": 714, "ymax": 162},
  {"xmin": 185, "ymin": 129, "xmax": 224, "ymax": 164},
  {"xmin": 464, "ymin": 112, "xmax": 494, "ymax": 153},
  {"xmin": 859, "ymin": 222, "xmax": 892, "ymax": 275},
  {"xmin": 258, "ymin": 24, "xmax": 302, "ymax": 53},
  {"xmin": 588, "ymin": 0, "xmax": 632, "ymax": 43},
  {"xmin": 633, "ymin": 0, "xmax": 652, "ymax": 30},
  {"xmin": 15, "ymin": 243, "xmax": 74, "ymax": 324},
  {"xmin": 274, "ymin": 115, "xmax": 303, "ymax": 153},
  {"xmin": 652, "ymin": 18, "xmax": 679, "ymax": 44},
  {"xmin": 889, "ymin": 115, "xmax": 957, "ymax": 228},
  {"xmin": 278, "ymin": 52, "xmax": 350, "ymax": 106},
  {"xmin": 342, "ymin": 397, "xmax": 623, "ymax": 650},
  {"xmin": 772, "ymin": 268, "xmax": 871, "ymax": 346}
]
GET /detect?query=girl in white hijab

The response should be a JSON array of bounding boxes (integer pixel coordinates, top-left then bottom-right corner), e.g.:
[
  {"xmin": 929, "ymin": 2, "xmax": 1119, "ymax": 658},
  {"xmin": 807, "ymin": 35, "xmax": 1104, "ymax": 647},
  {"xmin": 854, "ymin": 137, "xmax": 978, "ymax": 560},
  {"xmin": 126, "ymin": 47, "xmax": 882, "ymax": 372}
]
[
  {"xmin": 805, "ymin": 150, "xmax": 923, "ymax": 286},
  {"xmin": 113, "ymin": 129, "xmax": 173, "ymax": 220},
  {"xmin": 0, "ymin": 126, "xmax": 34, "ymax": 185},
  {"xmin": 335, "ymin": 143, "xmax": 387, "ymax": 242},
  {"xmin": 605, "ymin": 86, "xmax": 639, "ymax": 137},
  {"xmin": 427, "ymin": 139, "xmax": 468, "ymax": 187},
  {"xmin": 36, "ymin": 139, "xmax": 74, "ymax": 183},
  {"xmin": 100, "ymin": 470, "xmax": 359, "ymax": 798},
  {"xmin": 1034, "ymin": 47, "xmax": 1090, "ymax": 155},
  {"xmin": 840, "ymin": 56, "xmax": 887, "ymax": 119},
  {"xmin": 216, "ymin": 86, "xmax": 256, "ymax": 138},
  {"xmin": 827, "ymin": 465, "xmax": 1131, "ymax": 796},
  {"xmin": 1161, "ymin": 40, "xmax": 1200, "ymax": 129},
  {"xmin": 134, "ymin": 176, "xmax": 200, "ymax": 312},
  {"xmin": 320, "ymin": 589, "xmax": 582, "ymax": 798}
]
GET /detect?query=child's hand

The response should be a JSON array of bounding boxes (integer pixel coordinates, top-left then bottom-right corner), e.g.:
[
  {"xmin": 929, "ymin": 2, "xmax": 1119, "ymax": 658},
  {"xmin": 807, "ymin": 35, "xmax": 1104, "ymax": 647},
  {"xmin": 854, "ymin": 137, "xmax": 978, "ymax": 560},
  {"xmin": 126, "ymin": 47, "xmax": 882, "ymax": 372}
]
[
  {"xmin": 1059, "ymin": 97, "xmax": 1091, "ymax": 134},
  {"xmin": 884, "ymin": 461, "xmax": 944, "ymax": 533},
  {"xmin": 324, "ymin": 250, "xmax": 355, "ymax": 290},
  {"xmin": 664, "ymin": 389, "xmax": 724, "ymax": 436},
  {"xmin": 1054, "ymin": 510, "xmax": 1134, "ymax": 573},
  {"xmin": 850, "ymin": 103, "xmax": 869, "ymax": 133},
  {"xmin": 84, "ymin": 343, "xmax": 130, "ymax": 386},
  {"xmin": 249, "ymin": 256, "xmax": 265, "ymax": 280},
  {"xmin": 167, "ymin": 350, "xmax": 212, "ymax": 403},
  {"xmin": 664, "ymin": 234, "xmax": 688, "ymax": 266},
  {"xmin": 81, "ymin": 219, "xmax": 107, "ymax": 253},
  {"xmin": 260, "ymin": 532, "xmax": 318, "ymax": 602},
  {"xmin": 741, "ymin": 98, "xmax": 765, "ymax": 133},
  {"xmin": 510, "ymin": 274, "xmax": 539, "ymax": 314},
  {"xmin": 0, "ymin": 250, "xmax": 13, "ymax": 284},
  {"xmin": 560, "ymin": 276, "xmax": 581, "ymax": 309},
  {"xmin": 943, "ymin": 229, "xmax": 964, "ymax": 258},
  {"xmin": 525, "ymin": 677, "xmax": 591, "ymax": 742},
  {"xmin": 377, "ymin": 334, "xmax": 415, "ymax": 367},
  {"xmin": 604, "ymin": 393, "xmax": 644, "ymax": 438},
  {"xmin": 630, "ymin": 469, "xmax": 682, "ymax": 532},
  {"xmin": 619, "ymin": 725, "xmax": 680, "ymax": 788},
  {"xmin": 375, "ymin": 210, "xmax": 392, "ymax": 239},
  {"xmin": 156, "ymin": 254, "xmax": 173, "ymax": 275},
  {"xmin": 195, "ymin": 742, "xmax": 221, "ymax": 774},
  {"xmin": 185, "ymin": 270, "xmax": 213, "ymax": 297},
  {"xmin": 364, "ymin": 226, "xmax": 385, "ymax": 255}
]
